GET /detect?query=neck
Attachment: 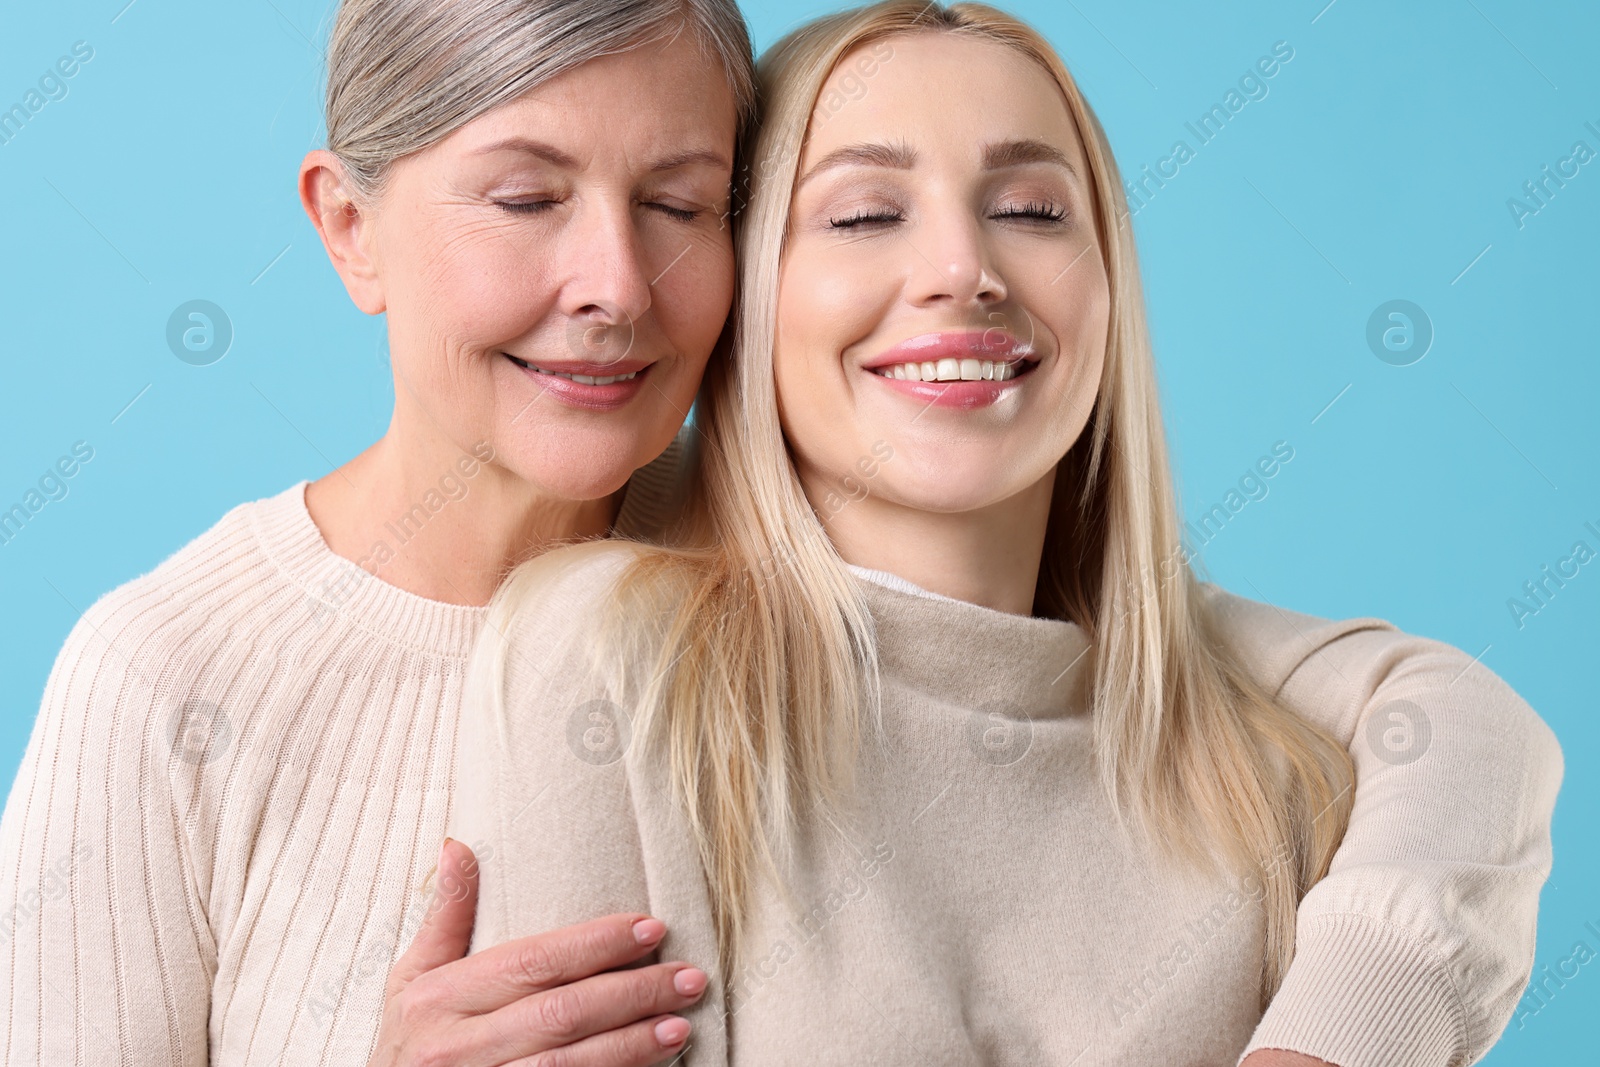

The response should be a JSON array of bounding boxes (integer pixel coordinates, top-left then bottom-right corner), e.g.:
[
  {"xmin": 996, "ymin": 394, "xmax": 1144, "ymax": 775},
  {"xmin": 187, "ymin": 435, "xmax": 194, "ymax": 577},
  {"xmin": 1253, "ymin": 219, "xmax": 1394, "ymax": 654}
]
[
  {"xmin": 810, "ymin": 468, "xmax": 1056, "ymax": 617},
  {"xmin": 306, "ymin": 416, "xmax": 624, "ymax": 608}
]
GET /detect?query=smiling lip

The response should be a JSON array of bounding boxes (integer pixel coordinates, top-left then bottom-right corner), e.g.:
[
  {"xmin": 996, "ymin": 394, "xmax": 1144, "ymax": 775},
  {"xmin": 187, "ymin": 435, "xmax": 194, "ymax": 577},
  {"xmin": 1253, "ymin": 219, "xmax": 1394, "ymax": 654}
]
[
  {"xmin": 862, "ymin": 331, "xmax": 1041, "ymax": 410},
  {"xmin": 503, "ymin": 352, "xmax": 655, "ymax": 411}
]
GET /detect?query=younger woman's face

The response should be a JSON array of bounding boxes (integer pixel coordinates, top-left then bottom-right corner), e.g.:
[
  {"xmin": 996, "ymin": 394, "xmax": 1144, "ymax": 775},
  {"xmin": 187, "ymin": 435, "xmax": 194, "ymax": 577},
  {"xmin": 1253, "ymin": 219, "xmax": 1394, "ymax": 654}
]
[{"xmin": 775, "ymin": 31, "xmax": 1110, "ymax": 518}]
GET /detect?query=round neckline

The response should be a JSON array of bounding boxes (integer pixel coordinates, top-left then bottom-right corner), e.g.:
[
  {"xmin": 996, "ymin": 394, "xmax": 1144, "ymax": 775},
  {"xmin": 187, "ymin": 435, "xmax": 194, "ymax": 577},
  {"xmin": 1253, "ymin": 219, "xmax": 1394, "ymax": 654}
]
[
  {"xmin": 249, "ymin": 480, "xmax": 490, "ymax": 660},
  {"xmin": 244, "ymin": 434, "xmax": 694, "ymax": 661}
]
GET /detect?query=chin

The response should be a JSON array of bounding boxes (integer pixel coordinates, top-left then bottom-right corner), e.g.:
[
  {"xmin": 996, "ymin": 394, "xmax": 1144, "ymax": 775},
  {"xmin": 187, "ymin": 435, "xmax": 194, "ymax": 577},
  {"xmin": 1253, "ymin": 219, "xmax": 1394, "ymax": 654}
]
[
  {"xmin": 876, "ymin": 464, "xmax": 1033, "ymax": 516},
  {"xmin": 503, "ymin": 428, "xmax": 666, "ymax": 503}
]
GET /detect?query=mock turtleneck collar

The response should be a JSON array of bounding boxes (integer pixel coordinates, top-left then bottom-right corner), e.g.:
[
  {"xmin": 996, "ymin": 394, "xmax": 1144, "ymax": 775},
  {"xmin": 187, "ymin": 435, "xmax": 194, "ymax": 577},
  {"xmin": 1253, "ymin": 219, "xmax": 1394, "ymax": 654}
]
[{"xmin": 847, "ymin": 565, "xmax": 1095, "ymax": 720}]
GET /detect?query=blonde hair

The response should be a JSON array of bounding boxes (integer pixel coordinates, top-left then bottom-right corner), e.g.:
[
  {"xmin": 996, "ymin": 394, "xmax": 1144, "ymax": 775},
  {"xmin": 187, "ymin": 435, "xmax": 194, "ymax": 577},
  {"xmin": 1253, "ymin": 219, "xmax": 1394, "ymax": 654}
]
[
  {"xmin": 490, "ymin": 0, "xmax": 1355, "ymax": 1011},
  {"xmin": 324, "ymin": 0, "xmax": 757, "ymax": 204}
]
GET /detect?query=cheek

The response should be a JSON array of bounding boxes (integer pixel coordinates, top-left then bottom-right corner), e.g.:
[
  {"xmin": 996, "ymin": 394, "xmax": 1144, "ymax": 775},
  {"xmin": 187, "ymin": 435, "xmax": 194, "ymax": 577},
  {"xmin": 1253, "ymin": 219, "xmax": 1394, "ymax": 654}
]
[
  {"xmin": 1036, "ymin": 255, "xmax": 1110, "ymax": 371},
  {"xmin": 1076, "ymin": 271, "xmax": 1112, "ymax": 378},
  {"xmin": 774, "ymin": 246, "xmax": 888, "ymax": 383},
  {"xmin": 395, "ymin": 216, "xmax": 558, "ymax": 348},
  {"xmin": 772, "ymin": 253, "xmax": 884, "ymax": 479},
  {"xmin": 774, "ymin": 258, "xmax": 839, "ymax": 421},
  {"xmin": 654, "ymin": 236, "xmax": 734, "ymax": 366},
  {"xmin": 1048, "ymin": 267, "xmax": 1111, "ymax": 440},
  {"xmin": 787, "ymin": 250, "xmax": 877, "ymax": 326}
]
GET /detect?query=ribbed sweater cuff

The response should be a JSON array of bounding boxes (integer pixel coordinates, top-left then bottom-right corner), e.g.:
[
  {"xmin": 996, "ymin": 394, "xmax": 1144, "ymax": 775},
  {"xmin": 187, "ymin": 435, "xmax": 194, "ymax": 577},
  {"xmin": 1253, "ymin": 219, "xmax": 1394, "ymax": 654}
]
[{"xmin": 1237, "ymin": 913, "xmax": 1469, "ymax": 1067}]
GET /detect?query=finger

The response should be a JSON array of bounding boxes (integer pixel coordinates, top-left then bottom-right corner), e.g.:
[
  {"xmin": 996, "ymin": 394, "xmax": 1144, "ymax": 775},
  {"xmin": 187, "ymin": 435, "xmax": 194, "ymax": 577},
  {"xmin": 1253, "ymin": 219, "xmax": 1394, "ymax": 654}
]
[
  {"xmin": 470, "ymin": 960, "xmax": 708, "ymax": 1060},
  {"xmin": 388, "ymin": 837, "xmax": 481, "ymax": 992},
  {"xmin": 500, "ymin": 1014, "xmax": 693, "ymax": 1067},
  {"xmin": 451, "ymin": 913, "xmax": 673, "ymax": 1010}
]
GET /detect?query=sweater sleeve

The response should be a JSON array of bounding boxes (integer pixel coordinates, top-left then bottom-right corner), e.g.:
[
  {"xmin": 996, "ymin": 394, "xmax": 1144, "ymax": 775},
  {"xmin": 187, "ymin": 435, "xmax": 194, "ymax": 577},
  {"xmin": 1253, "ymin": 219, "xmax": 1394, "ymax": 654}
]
[
  {"xmin": 0, "ymin": 598, "xmax": 216, "ymax": 1065},
  {"xmin": 445, "ymin": 542, "xmax": 728, "ymax": 1064},
  {"xmin": 1230, "ymin": 610, "xmax": 1564, "ymax": 1067}
]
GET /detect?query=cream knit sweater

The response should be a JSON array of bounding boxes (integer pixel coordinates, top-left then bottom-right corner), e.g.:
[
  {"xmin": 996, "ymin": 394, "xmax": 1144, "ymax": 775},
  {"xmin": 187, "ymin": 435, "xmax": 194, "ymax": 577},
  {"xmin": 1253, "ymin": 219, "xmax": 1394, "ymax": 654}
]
[
  {"xmin": 450, "ymin": 543, "xmax": 1563, "ymax": 1067},
  {"xmin": 0, "ymin": 436, "xmax": 1561, "ymax": 1065},
  {"xmin": 0, "ymin": 440, "xmax": 689, "ymax": 1066}
]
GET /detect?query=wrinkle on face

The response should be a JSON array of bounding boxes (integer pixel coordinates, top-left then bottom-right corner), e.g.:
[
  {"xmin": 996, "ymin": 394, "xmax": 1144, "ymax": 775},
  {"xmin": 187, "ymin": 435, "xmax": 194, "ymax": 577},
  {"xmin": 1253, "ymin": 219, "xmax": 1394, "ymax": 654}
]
[{"xmin": 354, "ymin": 29, "xmax": 738, "ymax": 502}]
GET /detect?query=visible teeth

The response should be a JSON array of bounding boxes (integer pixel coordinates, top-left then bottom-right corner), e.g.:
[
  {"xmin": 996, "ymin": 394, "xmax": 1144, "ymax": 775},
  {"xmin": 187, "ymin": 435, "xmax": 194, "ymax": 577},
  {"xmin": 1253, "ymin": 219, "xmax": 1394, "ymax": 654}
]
[
  {"xmin": 875, "ymin": 359, "xmax": 1025, "ymax": 383},
  {"xmin": 533, "ymin": 368, "xmax": 638, "ymax": 385},
  {"xmin": 506, "ymin": 352, "xmax": 641, "ymax": 385}
]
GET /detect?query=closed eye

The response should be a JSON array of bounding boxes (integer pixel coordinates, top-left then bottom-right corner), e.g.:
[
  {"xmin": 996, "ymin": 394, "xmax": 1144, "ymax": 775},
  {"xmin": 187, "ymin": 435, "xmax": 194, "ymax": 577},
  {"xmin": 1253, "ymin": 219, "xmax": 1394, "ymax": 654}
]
[
  {"xmin": 496, "ymin": 199, "xmax": 558, "ymax": 215},
  {"xmin": 493, "ymin": 200, "xmax": 702, "ymax": 221},
  {"xmin": 993, "ymin": 201, "xmax": 1067, "ymax": 223},
  {"xmin": 648, "ymin": 203, "xmax": 701, "ymax": 223},
  {"xmin": 830, "ymin": 209, "xmax": 905, "ymax": 229}
]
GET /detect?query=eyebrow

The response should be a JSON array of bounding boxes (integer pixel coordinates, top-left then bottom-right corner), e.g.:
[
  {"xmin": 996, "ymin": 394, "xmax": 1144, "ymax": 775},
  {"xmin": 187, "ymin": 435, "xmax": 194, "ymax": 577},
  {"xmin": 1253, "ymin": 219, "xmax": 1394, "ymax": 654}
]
[
  {"xmin": 798, "ymin": 137, "xmax": 1082, "ymax": 187},
  {"xmin": 648, "ymin": 148, "xmax": 734, "ymax": 172},
  {"xmin": 473, "ymin": 137, "xmax": 730, "ymax": 172},
  {"xmin": 983, "ymin": 138, "xmax": 1081, "ymax": 184},
  {"xmin": 474, "ymin": 137, "xmax": 579, "ymax": 168},
  {"xmin": 797, "ymin": 140, "xmax": 917, "ymax": 186}
]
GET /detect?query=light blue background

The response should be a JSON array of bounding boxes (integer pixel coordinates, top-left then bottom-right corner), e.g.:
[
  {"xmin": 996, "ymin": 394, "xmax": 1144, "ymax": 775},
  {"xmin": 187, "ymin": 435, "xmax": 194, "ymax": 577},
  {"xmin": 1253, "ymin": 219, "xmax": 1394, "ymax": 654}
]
[{"xmin": 2, "ymin": 1, "xmax": 1595, "ymax": 1060}]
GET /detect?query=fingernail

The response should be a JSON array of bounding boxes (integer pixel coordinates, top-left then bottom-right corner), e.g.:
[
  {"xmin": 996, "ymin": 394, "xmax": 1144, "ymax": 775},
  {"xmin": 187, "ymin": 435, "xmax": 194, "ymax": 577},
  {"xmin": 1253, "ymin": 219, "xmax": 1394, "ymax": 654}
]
[
  {"xmin": 655, "ymin": 1017, "xmax": 690, "ymax": 1046},
  {"xmin": 673, "ymin": 967, "xmax": 707, "ymax": 996},
  {"xmin": 633, "ymin": 918, "xmax": 665, "ymax": 945}
]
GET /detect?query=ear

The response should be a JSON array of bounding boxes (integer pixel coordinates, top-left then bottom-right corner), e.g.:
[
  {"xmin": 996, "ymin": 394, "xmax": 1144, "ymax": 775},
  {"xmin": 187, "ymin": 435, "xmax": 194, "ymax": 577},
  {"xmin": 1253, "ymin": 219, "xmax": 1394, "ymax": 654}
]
[{"xmin": 299, "ymin": 149, "xmax": 386, "ymax": 315}]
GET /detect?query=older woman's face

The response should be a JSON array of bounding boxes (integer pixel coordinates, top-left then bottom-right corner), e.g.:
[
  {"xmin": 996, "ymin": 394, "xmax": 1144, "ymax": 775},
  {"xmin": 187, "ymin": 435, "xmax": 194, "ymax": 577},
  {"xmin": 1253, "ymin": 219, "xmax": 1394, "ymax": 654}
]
[
  {"xmin": 775, "ymin": 32, "xmax": 1110, "ymax": 518},
  {"xmin": 365, "ymin": 33, "xmax": 737, "ymax": 501}
]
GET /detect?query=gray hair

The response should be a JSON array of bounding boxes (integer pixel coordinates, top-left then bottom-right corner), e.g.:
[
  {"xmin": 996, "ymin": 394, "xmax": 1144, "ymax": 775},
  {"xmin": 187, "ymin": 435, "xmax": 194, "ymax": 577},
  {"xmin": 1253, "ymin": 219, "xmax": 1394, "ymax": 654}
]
[{"xmin": 325, "ymin": 0, "xmax": 756, "ymax": 203}]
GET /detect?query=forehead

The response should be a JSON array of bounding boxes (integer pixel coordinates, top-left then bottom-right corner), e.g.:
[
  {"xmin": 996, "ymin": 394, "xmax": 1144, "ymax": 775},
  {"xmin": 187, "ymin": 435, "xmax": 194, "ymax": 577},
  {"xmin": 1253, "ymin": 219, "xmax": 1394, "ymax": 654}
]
[
  {"xmin": 801, "ymin": 31, "xmax": 1088, "ymax": 171},
  {"xmin": 534, "ymin": 33, "xmax": 736, "ymax": 115},
  {"xmin": 458, "ymin": 32, "xmax": 739, "ymax": 151}
]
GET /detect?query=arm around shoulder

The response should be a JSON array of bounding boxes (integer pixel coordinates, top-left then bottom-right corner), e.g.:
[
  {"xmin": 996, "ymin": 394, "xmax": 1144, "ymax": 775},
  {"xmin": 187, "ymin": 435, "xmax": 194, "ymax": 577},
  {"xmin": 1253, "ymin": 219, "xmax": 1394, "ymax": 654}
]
[{"xmin": 1213, "ymin": 588, "xmax": 1564, "ymax": 1067}]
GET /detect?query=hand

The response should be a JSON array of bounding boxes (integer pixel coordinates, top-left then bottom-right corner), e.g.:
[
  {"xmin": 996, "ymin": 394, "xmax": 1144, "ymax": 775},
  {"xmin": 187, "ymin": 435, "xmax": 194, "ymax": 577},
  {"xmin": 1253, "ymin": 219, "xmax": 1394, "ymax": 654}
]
[
  {"xmin": 367, "ymin": 838, "xmax": 708, "ymax": 1067},
  {"xmin": 1240, "ymin": 1051, "xmax": 1341, "ymax": 1067}
]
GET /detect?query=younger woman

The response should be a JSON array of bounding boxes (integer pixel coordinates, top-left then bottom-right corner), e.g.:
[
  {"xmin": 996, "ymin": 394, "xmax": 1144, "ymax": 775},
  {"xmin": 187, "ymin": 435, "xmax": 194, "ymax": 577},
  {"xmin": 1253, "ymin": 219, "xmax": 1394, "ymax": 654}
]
[{"xmin": 448, "ymin": 3, "xmax": 1561, "ymax": 1064}]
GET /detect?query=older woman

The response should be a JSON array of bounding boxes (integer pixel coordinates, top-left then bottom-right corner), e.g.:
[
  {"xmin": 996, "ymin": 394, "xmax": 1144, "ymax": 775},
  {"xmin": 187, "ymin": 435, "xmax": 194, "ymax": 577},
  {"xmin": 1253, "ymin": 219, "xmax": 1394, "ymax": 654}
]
[
  {"xmin": 0, "ymin": 2, "xmax": 1559, "ymax": 1067},
  {"xmin": 449, "ymin": 3, "xmax": 1561, "ymax": 1065},
  {"xmin": 0, "ymin": 1, "xmax": 752, "ymax": 1064}
]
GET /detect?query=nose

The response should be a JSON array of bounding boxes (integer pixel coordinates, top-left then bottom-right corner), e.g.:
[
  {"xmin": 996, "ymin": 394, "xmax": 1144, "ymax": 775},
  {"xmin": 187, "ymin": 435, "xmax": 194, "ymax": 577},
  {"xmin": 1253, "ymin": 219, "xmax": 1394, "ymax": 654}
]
[
  {"xmin": 558, "ymin": 199, "xmax": 654, "ymax": 333},
  {"xmin": 903, "ymin": 209, "xmax": 1008, "ymax": 310}
]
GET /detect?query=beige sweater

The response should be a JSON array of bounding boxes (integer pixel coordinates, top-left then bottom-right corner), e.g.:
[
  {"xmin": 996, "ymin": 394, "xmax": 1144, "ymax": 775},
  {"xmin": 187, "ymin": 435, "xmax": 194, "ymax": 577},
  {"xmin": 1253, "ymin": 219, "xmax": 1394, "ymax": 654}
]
[
  {"xmin": 0, "ymin": 440, "xmax": 689, "ymax": 1066},
  {"xmin": 450, "ymin": 543, "xmax": 1563, "ymax": 1067},
  {"xmin": 0, "ymin": 430, "xmax": 1561, "ymax": 1065}
]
